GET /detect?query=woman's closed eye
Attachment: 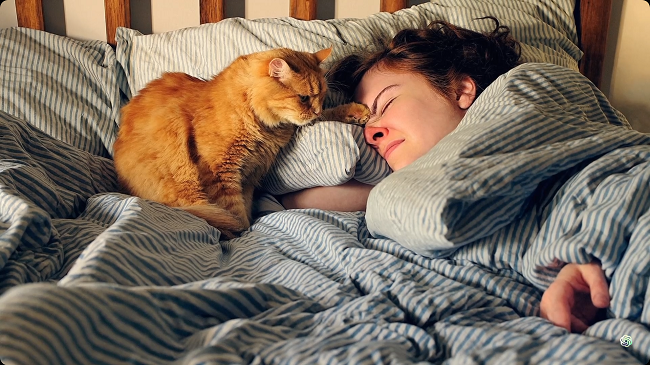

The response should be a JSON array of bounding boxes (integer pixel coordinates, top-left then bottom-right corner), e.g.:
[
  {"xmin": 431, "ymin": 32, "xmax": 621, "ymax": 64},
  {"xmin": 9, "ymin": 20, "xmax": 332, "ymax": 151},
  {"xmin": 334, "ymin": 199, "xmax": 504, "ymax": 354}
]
[
  {"xmin": 380, "ymin": 97, "xmax": 395, "ymax": 115},
  {"xmin": 366, "ymin": 97, "xmax": 395, "ymax": 126}
]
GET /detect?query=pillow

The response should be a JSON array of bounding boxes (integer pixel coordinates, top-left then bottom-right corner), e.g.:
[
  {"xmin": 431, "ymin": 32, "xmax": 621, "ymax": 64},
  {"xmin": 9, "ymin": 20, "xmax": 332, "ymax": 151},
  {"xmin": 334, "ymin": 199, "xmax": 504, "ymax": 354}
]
[
  {"xmin": 261, "ymin": 121, "xmax": 389, "ymax": 194},
  {"xmin": 115, "ymin": 0, "xmax": 582, "ymax": 193},
  {"xmin": 365, "ymin": 63, "xmax": 636, "ymax": 258},
  {"xmin": 0, "ymin": 27, "xmax": 126, "ymax": 158}
]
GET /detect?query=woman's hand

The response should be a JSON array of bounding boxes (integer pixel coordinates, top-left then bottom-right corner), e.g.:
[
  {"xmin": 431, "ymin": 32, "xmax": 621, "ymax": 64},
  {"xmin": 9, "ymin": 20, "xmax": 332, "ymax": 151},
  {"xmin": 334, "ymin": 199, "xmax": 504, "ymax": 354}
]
[{"xmin": 540, "ymin": 262, "xmax": 610, "ymax": 333}]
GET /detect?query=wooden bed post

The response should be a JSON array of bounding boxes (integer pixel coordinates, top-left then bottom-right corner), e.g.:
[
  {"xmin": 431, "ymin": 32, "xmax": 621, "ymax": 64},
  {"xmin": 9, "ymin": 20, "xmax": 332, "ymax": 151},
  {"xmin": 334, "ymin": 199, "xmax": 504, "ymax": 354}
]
[
  {"xmin": 200, "ymin": 0, "xmax": 225, "ymax": 24},
  {"xmin": 577, "ymin": 0, "xmax": 612, "ymax": 89},
  {"xmin": 380, "ymin": 0, "xmax": 407, "ymax": 13},
  {"xmin": 104, "ymin": 0, "xmax": 130, "ymax": 46},
  {"xmin": 15, "ymin": 0, "xmax": 44, "ymax": 30},
  {"xmin": 290, "ymin": 0, "xmax": 317, "ymax": 20}
]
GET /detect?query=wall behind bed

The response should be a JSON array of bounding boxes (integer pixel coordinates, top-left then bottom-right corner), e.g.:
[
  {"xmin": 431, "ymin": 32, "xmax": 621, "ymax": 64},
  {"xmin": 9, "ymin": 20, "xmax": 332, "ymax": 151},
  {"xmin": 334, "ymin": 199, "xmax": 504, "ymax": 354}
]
[
  {"xmin": 600, "ymin": 0, "xmax": 650, "ymax": 133},
  {"xmin": 0, "ymin": 0, "xmax": 648, "ymax": 131}
]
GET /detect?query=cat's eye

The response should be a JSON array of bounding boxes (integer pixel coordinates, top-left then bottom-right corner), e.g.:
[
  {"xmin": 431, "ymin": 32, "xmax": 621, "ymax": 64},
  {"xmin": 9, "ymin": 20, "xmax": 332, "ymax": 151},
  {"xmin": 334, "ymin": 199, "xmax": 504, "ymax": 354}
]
[{"xmin": 299, "ymin": 95, "xmax": 310, "ymax": 103}]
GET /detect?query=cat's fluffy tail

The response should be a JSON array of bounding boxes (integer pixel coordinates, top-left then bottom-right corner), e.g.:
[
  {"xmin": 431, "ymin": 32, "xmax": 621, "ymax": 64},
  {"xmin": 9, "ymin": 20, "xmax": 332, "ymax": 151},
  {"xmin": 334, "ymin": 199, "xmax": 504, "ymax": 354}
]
[{"xmin": 180, "ymin": 205, "xmax": 246, "ymax": 240}]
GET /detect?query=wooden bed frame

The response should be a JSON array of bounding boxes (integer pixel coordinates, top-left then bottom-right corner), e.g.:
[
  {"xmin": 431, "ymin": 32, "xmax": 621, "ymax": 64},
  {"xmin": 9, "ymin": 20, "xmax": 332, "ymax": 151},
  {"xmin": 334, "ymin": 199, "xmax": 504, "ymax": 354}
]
[{"xmin": 14, "ymin": 0, "xmax": 612, "ymax": 89}]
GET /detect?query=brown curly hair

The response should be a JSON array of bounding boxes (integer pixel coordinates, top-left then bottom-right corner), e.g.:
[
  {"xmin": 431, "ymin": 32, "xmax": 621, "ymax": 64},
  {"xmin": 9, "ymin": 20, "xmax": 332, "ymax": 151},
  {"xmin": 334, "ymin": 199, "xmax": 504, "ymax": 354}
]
[{"xmin": 327, "ymin": 17, "xmax": 521, "ymax": 102}]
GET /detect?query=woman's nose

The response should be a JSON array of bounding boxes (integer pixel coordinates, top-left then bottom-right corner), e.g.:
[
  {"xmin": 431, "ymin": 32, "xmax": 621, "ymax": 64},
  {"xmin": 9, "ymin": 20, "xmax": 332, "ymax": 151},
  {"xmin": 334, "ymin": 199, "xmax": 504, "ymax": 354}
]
[{"xmin": 364, "ymin": 126, "xmax": 389, "ymax": 144}]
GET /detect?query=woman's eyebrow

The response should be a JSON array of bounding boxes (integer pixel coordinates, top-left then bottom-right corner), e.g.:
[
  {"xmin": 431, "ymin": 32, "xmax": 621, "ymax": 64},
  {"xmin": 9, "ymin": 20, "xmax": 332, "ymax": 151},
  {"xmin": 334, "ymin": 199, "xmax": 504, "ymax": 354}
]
[{"xmin": 371, "ymin": 84, "xmax": 399, "ymax": 115}]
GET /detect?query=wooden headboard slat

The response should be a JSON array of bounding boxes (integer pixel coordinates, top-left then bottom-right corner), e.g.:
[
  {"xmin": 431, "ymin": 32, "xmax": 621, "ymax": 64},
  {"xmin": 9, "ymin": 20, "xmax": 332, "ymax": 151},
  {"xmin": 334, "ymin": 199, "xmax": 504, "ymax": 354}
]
[
  {"xmin": 200, "ymin": 0, "xmax": 225, "ymax": 24},
  {"xmin": 15, "ymin": 0, "xmax": 44, "ymax": 30},
  {"xmin": 290, "ymin": 0, "xmax": 318, "ymax": 20},
  {"xmin": 104, "ymin": 0, "xmax": 130, "ymax": 46},
  {"xmin": 577, "ymin": 0, "xmax": 612, "ymax": 89},
  {"xmin": 381, "ymin": 0, "xmax": 407, "ymax": 13}
]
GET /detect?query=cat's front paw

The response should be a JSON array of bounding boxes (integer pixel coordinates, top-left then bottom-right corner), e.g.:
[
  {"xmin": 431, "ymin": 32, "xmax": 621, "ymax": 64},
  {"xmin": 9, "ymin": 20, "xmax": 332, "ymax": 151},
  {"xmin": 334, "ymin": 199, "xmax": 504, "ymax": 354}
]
[
  {"xmin": 320, "ymin": 102, "xmax": 371, "ymax": 125},
  {"xmin": 342, "ymin": 102, "xmax": 371, "ymax": 125}
]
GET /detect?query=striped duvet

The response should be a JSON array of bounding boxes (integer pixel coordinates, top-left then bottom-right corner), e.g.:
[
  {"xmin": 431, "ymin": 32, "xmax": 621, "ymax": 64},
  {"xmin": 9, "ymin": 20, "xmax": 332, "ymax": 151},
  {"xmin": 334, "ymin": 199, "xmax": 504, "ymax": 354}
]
[{"xmin": 1, "ymin": 64, "xmax": 649, "ymax": 364}]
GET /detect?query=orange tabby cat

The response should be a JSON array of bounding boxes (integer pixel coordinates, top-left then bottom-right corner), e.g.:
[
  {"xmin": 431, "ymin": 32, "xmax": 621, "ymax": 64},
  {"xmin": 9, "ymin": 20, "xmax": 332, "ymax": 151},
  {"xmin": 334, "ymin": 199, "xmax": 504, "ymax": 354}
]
[{"xmin": 113, "ymin": 47, "xmax": 369, "ymax": 239}]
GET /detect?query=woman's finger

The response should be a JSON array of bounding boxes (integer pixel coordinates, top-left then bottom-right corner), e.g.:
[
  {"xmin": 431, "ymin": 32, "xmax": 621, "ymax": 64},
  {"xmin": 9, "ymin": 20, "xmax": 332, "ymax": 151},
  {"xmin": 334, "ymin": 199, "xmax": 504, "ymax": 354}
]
[
  {"xmin": 556, "ymin": 264, "xmax": 590, "ymax": 292},
  {"xmin": 570, "ymin": 315, "xmax": 589, "ymax": 333},
  {"xmin": 579, "ymin": 263, "xmax": 610, "ymax": 308},
  {"xmin": 541, "ymin": 281, "xmax": 573, "ymax": 331}
]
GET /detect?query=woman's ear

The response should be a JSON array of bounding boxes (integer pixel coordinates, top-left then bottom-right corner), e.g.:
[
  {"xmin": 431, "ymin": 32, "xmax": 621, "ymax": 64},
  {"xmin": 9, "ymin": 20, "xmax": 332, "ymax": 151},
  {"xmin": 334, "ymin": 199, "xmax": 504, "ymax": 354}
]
[{"xmin": 456, "ymin": 77, "xmax": 477, "ymax": 110}]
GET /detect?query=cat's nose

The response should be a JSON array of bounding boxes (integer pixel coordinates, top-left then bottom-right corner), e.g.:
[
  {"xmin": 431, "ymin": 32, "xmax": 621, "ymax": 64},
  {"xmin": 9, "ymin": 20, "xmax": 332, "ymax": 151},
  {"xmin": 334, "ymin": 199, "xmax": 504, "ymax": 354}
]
[{"xmin": 312, "ymin": 107, "xmax": 321, "ymax": 116}]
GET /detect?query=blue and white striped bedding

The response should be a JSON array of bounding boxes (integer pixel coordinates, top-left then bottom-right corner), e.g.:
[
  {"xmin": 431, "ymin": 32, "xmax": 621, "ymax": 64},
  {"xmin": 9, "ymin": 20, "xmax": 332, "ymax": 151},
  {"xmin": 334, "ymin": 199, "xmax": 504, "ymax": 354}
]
[
  {"xmin": 1, "ymin": 61, "xmax": 650, "ymax": 364},
  {"xmin": 1, "ymin": 0, "xmax": 649, "ymax": 362},
  {"xmin": 0, "ymin": 27, "xmax": 125, "ymax": 158}
]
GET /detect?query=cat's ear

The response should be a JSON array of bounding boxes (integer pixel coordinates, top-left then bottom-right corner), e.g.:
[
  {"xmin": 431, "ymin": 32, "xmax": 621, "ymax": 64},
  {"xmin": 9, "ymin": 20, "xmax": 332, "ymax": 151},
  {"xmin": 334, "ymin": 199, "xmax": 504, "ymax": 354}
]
[
  {"xmin": 269, "ymin": 58, "xmax": 292, "ymax": 82},
  {"xmin": 313, "ymin": 47, "xmax": 333, "ymax": 64}
]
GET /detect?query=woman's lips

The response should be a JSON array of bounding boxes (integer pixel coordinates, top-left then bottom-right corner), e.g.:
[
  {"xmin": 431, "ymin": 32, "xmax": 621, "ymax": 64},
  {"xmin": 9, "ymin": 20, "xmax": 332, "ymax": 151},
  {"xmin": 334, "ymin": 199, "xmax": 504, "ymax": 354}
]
[{"xmin": 384, "ymin": 139, "xmax": 404, "ymax": 160}]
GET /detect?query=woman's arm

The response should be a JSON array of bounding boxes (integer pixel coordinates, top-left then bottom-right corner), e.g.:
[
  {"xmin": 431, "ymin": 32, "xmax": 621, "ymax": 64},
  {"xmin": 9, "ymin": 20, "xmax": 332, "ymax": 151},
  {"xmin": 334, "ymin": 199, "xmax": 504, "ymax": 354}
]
[{"xmin": 278, "ymin": 180, "xmax": 374, "ymax": 211}]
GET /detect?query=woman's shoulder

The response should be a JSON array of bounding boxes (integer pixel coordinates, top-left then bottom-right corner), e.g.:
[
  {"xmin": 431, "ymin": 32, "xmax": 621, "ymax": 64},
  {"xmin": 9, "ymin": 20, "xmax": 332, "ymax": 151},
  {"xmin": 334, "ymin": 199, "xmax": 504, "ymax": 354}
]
[{"xmin": 477, "ymin": 62, "xmax": 593, "ymax": 102}]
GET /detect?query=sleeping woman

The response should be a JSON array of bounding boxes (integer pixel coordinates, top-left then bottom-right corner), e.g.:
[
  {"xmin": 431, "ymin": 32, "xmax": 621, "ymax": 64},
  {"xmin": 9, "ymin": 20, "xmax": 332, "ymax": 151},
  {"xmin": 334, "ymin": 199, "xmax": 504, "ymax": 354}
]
[{"xmin": 276, "ymin": 18, "xmax": 612, "ymax": 334}]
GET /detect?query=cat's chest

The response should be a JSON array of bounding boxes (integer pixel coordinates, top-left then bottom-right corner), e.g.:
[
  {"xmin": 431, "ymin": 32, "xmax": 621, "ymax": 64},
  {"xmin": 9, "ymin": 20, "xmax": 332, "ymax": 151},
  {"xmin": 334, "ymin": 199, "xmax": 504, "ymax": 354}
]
[{"xmin": 238, "ymin": 124, "xmax": 295, "ymax": 181}]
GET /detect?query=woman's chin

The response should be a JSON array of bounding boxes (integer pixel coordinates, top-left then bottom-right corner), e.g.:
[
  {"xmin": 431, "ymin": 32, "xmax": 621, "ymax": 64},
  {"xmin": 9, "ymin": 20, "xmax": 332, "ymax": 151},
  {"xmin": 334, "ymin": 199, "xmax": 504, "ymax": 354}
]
[{"xmin": 388, "ymin": 160, "xmax": 403, "ymax": 172}]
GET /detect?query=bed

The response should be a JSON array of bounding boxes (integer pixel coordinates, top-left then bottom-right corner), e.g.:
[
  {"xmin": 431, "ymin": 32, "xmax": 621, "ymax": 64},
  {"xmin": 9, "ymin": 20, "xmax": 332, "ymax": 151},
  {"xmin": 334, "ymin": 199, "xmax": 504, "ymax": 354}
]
[{"xmin": 2, "ymin": 1, "xmax": 649, "ymax": 364}]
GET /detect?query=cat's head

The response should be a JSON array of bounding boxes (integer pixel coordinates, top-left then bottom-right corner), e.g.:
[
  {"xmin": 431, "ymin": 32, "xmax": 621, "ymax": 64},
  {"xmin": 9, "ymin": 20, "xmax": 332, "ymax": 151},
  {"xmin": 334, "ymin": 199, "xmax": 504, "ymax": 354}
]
[{"xmin": 256, "ymin": 47, "xmax": 332, "ymax": 127}]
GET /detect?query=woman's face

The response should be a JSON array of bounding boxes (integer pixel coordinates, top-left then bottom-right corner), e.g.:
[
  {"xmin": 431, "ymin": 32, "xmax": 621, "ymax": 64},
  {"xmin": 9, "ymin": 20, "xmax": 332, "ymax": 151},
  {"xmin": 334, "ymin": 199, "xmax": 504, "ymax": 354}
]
[{"xmin": 355, "ymin": 66, "xmax": 470, "ymax": 171}]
